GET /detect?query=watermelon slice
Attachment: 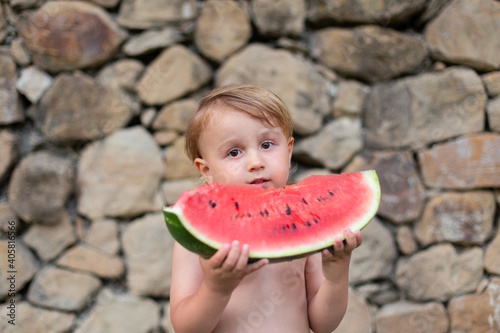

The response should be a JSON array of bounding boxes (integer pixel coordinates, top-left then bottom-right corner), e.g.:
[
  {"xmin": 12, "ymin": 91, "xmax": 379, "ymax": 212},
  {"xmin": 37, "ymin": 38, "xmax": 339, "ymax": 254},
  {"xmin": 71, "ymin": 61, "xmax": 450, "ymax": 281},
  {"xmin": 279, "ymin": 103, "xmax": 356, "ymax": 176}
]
[{"xmin": 163, "ymin": 170, "xmax": 380, "ymax": 262}]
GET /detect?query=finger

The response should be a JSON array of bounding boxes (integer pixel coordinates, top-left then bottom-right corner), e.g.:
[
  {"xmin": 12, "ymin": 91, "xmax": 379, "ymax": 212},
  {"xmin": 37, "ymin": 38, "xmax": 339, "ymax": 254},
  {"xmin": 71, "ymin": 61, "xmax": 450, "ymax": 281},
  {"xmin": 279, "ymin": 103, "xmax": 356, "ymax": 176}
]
[
  {"xmin": 245, "ymin": 258, "xmax": 269, "ymax": 273},
  {"xmin": 234, "ymin": 244, "xmax": 250, "ymax": 270},
  {"xmin": 354, "ymin": 230, "xmax": 363, "ymax": 247},
  {"xmin": 333, "ymin": 235, "xmax": 344, "ymax": 253},
  {"xmin": 208, "ymin": 244, "xmax": 231, "ymax": 268},
  {"xmin": 222, "ymin": 241, "xmax": 241, "ymax": 269},
  {"xmin": 343, "ymin": 228, "xmax": 357, "ymax": 251}
]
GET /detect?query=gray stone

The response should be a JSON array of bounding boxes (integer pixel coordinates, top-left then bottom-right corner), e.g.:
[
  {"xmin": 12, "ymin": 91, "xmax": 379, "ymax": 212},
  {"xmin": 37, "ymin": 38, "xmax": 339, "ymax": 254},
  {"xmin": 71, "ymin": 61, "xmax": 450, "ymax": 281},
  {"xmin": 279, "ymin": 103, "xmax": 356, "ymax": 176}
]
[
  {"xmin": 57, "ymin": 244, "xmax": 124, "ymax": 279},
  {"xmin": 0, "ymin": 301, "xmax": 75, "ymax": 333},
  {"xmin": 96, "ymin": 59, "xmax": 145, "ymax": 92},
  {"xmin": 0, "ymin": 49, "xmax": 23, "ymax": 124},
  {"xmin": 10, "ymin": 0, "xmax": 39, "ymax": 10},
  {"xmin": 16, "ymin": 1, "xmax": 127, "ymax": 73},
  {"xmin": 16, "ymin": 66, "xmax": 53, "ymax": 103},
  {"xmin": 22, "ymin": 211, "xmax": 76, "ymax": 261},
  {"xmin": 294, "ymin": 117, "xmax": 362, "ymax": 170},
  {"xmin": 396, "ymin": 226, "xmax": 418, "ymax": 256},
  {"xmin": 164, "ymin": 136, "xmax": 199, "ymax": 180},
  {"xmin": 123, "ymin": 27, "xmax": 183, "ymax": 57},
  {"xmin": 482, "ymin": 71, "xmax": 500, "ymax": 97},
  {"xmin": 78, "ymin": 126, "xmax": 164, "ymax": 219},
  {"xmin": 0, "ymin": 240, "xmax": 39, "ymax": 299},
  {"xmin": 154, "ymin": 130, "xmax": 179, "ymax": 147},
  {"xmin": 122, "ymin": 213, "xmax": 175, "ymax": 297},
  {"xmin": 313, "ymin": 25, "xmax": 428, "ymax": 82},
  {"xmin": 415, "ymin": 0, "xmax": 454, "ymax": 26},
  {"xmin": 375, "ymin": 301, "xmax": 449, "ymax": 333},
  {"xmin": 349, "ymin": 217, "xmax": 397, "ymax": 284},
  {"xmin": 161, "ymin": 178, "xmax": 199, "ymax": 206},
  {"xmin": 34, "ymin": 71, "xmax": 136, "ymax": 144},
  {"xmin": 0, "ymin": 202, "xmax": 17, "ymax": 234},
  {"xmin": 9, "ymin": 38, "xmax": 31, "ymax": 66},
  {"xmin": 425, "ymin": 0, "xmax": 500, "ymax": 71},
  {"xmin": 332, "ymin": 80, "xmax": 369, "ymax": 117},
  {"xmin": 216, "ymin": 43, "xmax": 330, "ymax": 136},
  {"xmin": 8, "ymin": 150, "xmax": 74, "ymax": 224},
  {"xmin": 344, "ymin": 150, "xmax": 425, "ymax": 224},
  {"xmin": 356, "ymin": 282, "xmax": 399, "ymax": 306},
  {"xmin": 307, "ymin": 0, "xmax": 427, "ymax": 25},
  {"xmin": 487, "ymin": 96, "xmax": 500, "ymax": 132},
  {"xmin": 448, "ymin": 278, "xmax": 500, "ymax": 333},
  {"xmin": 86, "ymin": 219, "xmax": 120, "ymax": 255},
  {"xmin": 0, "ymin": 5, "xmax": 6, "ymax": 43},
  {"xmin": 27, "ymin": 266, "xmax": 101, "ymax": 311},
  {"xmin": 485, "ymin": 220, "xmax": 500, "ymax": 275},
  {"xmin": 396, "ymin": 243, "xmax": 483, "ymax": 301},
  {"xmin": 75, "ymin": 288, "xmax": 160, "ymax": 333},
  {"xmin": 117, "ymin": 0, "xmax": 197, "ymax": 29},
  {"xmin": 0, "ymin": 130, "xmax": 17, "ymax": 181},
  {"xmin": 251, "ymin": 0, "xmax": 305, "ymax": 37},
  {"xmin": 194, "ymin": 1, "xmax": 251, "ymax": 62},
  {"xmin": 365, "ymin": 67, "xmax": 486, "ymax": 149},
  {"xmin": 153, "ymin": 98, "xmax": 198, "ymax": 132},
  {"xmin": 418, "ymin": 133, "xmax": 500, "ymax": 189},
  {"xmin": 136, "ymin": 45, "xmax": 211, "ymax": 105},
  {"xmin": 414, "ymin": 191, "xmax": 495, "ymax": 246}
]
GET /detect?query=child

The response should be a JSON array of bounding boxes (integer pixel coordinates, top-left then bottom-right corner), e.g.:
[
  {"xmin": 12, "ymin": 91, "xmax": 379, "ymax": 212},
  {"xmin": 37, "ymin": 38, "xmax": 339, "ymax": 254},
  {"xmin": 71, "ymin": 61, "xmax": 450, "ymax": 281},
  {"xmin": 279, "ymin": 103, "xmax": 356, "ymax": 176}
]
[{"xmin": 170, "ymin": 85, "xmax": 363, "ymax": 333}]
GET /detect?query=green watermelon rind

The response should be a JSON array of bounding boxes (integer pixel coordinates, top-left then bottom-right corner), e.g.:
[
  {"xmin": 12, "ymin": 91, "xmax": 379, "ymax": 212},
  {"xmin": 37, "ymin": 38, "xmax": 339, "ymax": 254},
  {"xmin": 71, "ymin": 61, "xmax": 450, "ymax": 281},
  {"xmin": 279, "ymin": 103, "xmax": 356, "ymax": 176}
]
[
  {"xmin": 164, "ymin": 206, "xmax": 217, "ymax": 259},
  {"xmin": 163, "ymin": 170, "xmax": 381, "ymax": 262}
]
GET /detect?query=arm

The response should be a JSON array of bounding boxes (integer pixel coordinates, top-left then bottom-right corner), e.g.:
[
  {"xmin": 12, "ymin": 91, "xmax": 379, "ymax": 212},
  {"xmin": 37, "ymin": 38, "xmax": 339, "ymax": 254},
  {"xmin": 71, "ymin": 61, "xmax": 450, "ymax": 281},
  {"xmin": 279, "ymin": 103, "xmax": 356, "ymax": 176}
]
[
  {"xmin": 306, "ymin": 229, "xmax": 363, "ymax": 333},
  {"xmin": 170, "ymin": 241, "xmax": 268, "ymax": 333}
]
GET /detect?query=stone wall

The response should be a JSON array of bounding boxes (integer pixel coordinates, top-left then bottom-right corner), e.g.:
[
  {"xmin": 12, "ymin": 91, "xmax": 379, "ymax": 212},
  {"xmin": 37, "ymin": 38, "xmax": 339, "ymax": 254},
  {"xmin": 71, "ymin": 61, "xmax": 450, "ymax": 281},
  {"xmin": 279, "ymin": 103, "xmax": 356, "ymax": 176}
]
[{"xmin": 0, "ymin": 0, "xmax": 499, "ymax": 332}]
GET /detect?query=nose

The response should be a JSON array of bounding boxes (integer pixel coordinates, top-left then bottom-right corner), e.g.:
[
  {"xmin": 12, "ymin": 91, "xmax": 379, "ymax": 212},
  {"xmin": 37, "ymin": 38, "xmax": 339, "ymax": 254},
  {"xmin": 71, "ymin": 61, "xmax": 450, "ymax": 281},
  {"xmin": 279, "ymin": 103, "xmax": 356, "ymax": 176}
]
[{"xmin": 247, "ymin": 150, "xmax": 265, "ymax": 172}]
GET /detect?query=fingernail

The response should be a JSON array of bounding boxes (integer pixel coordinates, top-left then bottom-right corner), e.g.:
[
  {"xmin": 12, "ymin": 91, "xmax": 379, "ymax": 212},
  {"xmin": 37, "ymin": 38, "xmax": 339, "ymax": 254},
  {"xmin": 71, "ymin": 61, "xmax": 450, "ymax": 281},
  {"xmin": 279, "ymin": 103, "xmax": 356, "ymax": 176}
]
[
  {"xmin": 232, "ymin": 240, "xmax": 240, "ymax": 246},
  {"xmin": 243, "ymin": 244, "xmax": 249, "ymax": 251}
]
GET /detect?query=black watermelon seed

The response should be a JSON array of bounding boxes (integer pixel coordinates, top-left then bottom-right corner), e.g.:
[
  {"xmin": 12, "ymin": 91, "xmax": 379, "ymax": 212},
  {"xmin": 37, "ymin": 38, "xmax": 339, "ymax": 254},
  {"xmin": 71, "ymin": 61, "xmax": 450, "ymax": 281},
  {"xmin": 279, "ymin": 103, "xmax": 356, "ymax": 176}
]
[
  {"xmin": 285, "ymin": 205, "xmax": 291, "ymax": 215},
  {"xmin": 208, "ymin": 200, "xmax": 216, "ymax": 208},
  {"xmin": 235, "ymin": 202, "xmax": 239, "ymax": 210},
  {"xmin": 264, "ymin": 209, "xmax": 269, "ymax": 216},
  {"xmin": 247, "ymin": 212, "xmax": 251, "ymax": 218},
  {"xmin": 292, "ymin": 223, "xmax": 296, "ymax": 230},
  {"xmin": 282, "ymin": 225, "xmax": 286, "ymax": 231},
  {"xmin": 260, "ymin": 211, "xmax": 264, "ymax": 217},
  {"xmin": 313, "ymin": 218, "xmax": 319, "ymax": 224},
  {"xmin": 328, "ymin": 191, "xmax": 334, "ymax": 196},
  {"xmin": 302, "ymin": 198, "xmax": 308, "ymax": 205},
  {"xmin": 306, "ymin": 221, "xmax": 311, "ymax": 227}
]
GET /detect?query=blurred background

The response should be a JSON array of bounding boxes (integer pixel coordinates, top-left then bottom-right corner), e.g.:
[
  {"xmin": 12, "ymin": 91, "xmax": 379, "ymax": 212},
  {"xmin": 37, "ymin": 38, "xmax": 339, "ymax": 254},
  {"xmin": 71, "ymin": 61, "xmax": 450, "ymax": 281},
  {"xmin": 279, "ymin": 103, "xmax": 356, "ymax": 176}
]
[{"xmin": 0, "ymin": 0, "xmax": 499, "ymax": 332}]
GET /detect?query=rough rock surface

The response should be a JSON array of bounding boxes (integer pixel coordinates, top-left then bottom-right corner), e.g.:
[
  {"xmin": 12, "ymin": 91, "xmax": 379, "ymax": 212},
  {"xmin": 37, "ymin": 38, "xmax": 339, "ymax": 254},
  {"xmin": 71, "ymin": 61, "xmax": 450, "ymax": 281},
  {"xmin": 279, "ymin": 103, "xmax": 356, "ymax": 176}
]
[
  {"xmin": 365, "ymin": 67, "xmax": 486, "ymax": 149},
  {"xmin": 16, "ymin": 1, "xmax": 127, "ymax": 72},
  {"xmin": 425, "ymin": 0, "xmax": 500, "ymax": 71},
  {"xmin": 136, "ymin": 44, "xmax": 211, "ymax": 105},
  {"xmin": 8, "ymin": 150, "xmax": 74, "ymax": 224},
  {"xmin": 33, "ymin": 71, "xmax": 136, "ymax": 143},
  {"xmin": 77, "ymin": 126, "xmax": 164, "ymax": 219},
  {"xmin": 122, "ymin": 213, "xmax": 174, "ymax": 297},
  {"xmin": 1, "ymin": 1, "xmax": 500, "ymax": 331},
  {"xmin": 217, "ymin": 44, "xmax": 330, "ymax": 135},
  {"xmin": 314, "ymin": 25, "xmax": 429, "ymax": 82},
  {"xmin": 418, "ymin": 133, "xmax": 500, "ymax": 189},
  {"xmin": 395, "ymin": 243, "xmax": 484, "ymax": 301}
]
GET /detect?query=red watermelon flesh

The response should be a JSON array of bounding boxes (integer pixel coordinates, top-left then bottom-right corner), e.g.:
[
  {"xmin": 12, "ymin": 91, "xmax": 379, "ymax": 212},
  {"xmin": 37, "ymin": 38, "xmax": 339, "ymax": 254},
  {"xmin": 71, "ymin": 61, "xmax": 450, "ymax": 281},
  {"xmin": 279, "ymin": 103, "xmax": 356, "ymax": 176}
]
[{"xmin": 163, "ymin": 170, "xmax": 380, "ymax": 261}]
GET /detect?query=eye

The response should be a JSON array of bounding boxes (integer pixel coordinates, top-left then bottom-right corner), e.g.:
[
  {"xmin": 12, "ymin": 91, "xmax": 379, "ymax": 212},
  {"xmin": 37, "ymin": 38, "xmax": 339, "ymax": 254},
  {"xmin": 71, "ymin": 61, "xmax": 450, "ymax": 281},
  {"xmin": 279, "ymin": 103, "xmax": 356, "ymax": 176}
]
[
  {"xmin": 261, "ymin": 141, "xmax": 273, "ymax": 150},
  {"xmin": 228, "ymin": 149, "xmax": 241, "ymax": 157}
]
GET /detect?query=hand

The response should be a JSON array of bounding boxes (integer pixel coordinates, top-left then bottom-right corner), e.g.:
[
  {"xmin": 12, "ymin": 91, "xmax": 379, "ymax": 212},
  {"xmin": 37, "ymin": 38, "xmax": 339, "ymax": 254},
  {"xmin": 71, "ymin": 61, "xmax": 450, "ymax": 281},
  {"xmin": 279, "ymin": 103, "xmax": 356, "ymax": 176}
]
[
  {"xmin": 321, "ymin": 228, "xmax": 362, "ymax": 281},
  {"xmin": 200, "ymin": 240, "xmax": 268, "ymax": 295}
]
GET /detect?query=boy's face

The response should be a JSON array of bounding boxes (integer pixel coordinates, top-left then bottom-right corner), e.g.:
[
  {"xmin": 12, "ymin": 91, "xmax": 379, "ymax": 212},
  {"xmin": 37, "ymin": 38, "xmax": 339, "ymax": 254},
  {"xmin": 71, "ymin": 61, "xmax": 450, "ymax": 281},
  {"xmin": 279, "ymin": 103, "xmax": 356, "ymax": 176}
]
[{"xmin": 194, "ymin": 107, "xmax": 294, "ymax": 189}]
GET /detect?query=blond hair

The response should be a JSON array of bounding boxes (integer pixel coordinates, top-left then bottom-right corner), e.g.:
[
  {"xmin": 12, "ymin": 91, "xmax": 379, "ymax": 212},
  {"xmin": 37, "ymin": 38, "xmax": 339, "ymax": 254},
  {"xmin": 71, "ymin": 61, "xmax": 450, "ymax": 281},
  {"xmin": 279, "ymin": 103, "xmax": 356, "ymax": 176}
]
[{"xmin": 185, "ymin": 85, "xmax": 294, "ymax": 161}]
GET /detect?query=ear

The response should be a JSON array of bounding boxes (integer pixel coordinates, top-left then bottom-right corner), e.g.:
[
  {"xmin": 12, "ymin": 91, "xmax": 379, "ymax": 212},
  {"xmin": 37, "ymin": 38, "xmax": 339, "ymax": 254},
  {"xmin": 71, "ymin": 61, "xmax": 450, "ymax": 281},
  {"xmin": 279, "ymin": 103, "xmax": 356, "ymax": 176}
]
[
  {"xmin": 194, "ymin": 158, "xmax": 213, "ymax": 184},
  {"xmin": 288, "ymin": 137, "xmax": 294, "ymax": 168}
]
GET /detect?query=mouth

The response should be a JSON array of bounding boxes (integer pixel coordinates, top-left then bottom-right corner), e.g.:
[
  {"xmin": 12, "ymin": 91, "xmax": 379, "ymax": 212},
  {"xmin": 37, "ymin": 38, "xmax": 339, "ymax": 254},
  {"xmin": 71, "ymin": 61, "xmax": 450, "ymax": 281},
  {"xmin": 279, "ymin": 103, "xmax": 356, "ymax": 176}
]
[{"xmin": 249, "ymin": 178, "xmax": 270, "ymax": 187}]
